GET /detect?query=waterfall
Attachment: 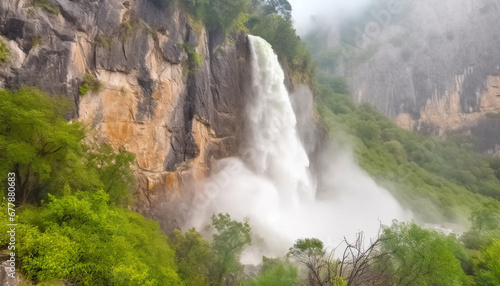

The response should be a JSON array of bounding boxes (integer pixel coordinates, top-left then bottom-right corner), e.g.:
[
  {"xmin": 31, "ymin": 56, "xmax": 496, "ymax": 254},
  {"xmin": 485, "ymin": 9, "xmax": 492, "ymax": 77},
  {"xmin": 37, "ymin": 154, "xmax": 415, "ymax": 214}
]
[
  {"xmin": 188, "ymin": 36, "xmax": 409, "ymax": 263},
  {"xmin": 243, "ymin": 35, "xmax": 315, "ymax": 206}
]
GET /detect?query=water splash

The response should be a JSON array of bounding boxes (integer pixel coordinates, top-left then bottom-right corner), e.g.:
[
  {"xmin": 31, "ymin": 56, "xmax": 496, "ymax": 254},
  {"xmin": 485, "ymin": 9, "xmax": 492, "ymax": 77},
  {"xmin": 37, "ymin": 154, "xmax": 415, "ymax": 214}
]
[{"xmin": 187, "ymin": 36, "xmax": 410, "ymax": 264}]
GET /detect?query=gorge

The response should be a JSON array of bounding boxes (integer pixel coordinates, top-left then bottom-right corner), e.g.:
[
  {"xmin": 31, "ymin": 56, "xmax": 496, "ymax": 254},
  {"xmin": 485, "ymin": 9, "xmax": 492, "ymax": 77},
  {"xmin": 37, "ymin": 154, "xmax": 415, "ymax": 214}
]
[
  {"xmin": 2, "ymin": 0, "xmax": 500, "ymax": 284},
  {"xmin": 188, "ymin": 35, "xmax": 409, "ymax": 263}
]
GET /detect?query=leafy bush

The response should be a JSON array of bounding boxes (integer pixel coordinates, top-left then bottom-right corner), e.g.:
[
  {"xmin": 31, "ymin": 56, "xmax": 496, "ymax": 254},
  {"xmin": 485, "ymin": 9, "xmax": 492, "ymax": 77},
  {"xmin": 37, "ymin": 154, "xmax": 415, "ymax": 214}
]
[
  {"xmin": 98, "ymin": 35, "xmax": 111, "ymax": 50},
  {"xmin": 379, "ymin": 222, "xmax": 467, "ymax": 285},
  {"xmin": 245, "ymin": 257, "xmax": 298, "ymax": 286},
  {"xmin": 169, "ymin": 214, "xmax": 252, "ymax": 285},
  {"xmin": 0, "ymin": 39, "xmax": 9, "ymax": 62},
  {"xmin": 170, "ymin": 228, "xmax": 213, "ymax": 286},
  {"xmin": 15, "ymin": 189, "xmax": 182, "ymax": 285},
  {"xmin": 0, "ymin": 88, "xmax": 134, "ymax": 205},
  {"xmin": 182, "ymin": 42, "xmax": 203, "ymax": 73},
  {"xmin": 249, "ymin": 13, "xmax": 314, "ymax": 84},
  {"xmin": 79, "ymin": 73, "xmax": 104, "ymax": 96},
  {"xmin": 0, "ymin": 88, "xmax": 90, "ymax": 203},
  {"xmin": 210, "ymin": 213, "xmax": 252, "ymax": 284},
  {"xmin": 31, "ymin": 37, "xmax": 43, "ymax": 47},
  {"xmin": 180, "ymin": 0, "xmax": 249, "ymax": 32},
  {"xmin": 86, "ymin": 144, "xmax": 136, "ymax": 206},
  {"xmin": 35, "ymin": 0, "xmax": 60, "ymax": 14}
]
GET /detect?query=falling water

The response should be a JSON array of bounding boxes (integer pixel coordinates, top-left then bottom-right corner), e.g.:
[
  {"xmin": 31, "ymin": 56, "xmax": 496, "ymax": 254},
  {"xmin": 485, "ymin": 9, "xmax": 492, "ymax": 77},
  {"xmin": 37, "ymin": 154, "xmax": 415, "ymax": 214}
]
[{"xmin": 188, "ymin": 36, "xmax": 409, "ymax": 263}]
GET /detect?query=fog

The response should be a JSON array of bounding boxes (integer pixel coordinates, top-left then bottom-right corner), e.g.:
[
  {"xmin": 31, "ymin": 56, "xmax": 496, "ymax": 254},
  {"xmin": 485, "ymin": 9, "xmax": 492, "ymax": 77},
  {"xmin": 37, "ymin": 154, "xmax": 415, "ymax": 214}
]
[{"xmin": 288, "ymin": 0, "xmax": 372, "ymax": 34}]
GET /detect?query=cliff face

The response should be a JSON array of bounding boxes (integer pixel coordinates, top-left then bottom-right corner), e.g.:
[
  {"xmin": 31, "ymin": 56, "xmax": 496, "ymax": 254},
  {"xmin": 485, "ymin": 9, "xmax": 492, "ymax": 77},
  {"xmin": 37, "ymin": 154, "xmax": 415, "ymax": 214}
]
[
  {"xmin": 341, "ymin": 0, "xmax": 500, "ymax": 154},
  {"xmin": 0, "ymin": 0, "xmax": 252, "ymax": 228}
]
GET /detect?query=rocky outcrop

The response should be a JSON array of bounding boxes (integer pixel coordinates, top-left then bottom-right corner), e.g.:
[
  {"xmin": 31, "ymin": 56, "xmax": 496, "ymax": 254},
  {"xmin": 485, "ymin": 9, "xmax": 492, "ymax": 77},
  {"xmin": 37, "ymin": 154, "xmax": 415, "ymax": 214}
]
[
  {"xmin": 0, "ymin": 259, "xmax": 18, "ymax": 286},
  {"xmin": 0, "ymin": 0, "xmax": 251, "ymax": 229},
  {"xmin": 333, "ymin": 0, "xmax": 500, "ymax": 153}
]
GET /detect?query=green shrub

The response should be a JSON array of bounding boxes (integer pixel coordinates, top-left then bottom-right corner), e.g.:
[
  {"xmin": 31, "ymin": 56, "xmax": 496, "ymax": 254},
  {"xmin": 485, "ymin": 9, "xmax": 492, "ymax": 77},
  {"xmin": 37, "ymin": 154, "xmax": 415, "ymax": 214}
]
[
  {"xmin": 30, "ymin": 37, "xmax": 42, "ymax": 47},
  {"xmin": 182, "ymin": 43, "xmax": 203, "ymax": 74},
  {"xmin": 16, "ymin": 189, "xmax": 182, "ymax": 285},
  {"xmin": 0, "ymin": 39, "xmax": 9, "ymax": 62},
  {"xmin": 181, "ymin": 0, "xmax": 249, "ymax": 32},
  {"xmin": 0, "ymin": 88, "xmax": 91, "ymax": 204},
  {"xmin": 35, "ymin": 0, "xmax": 60, "ymax": 14},
  {"xmin": 98, "ymin": 35, "xmax": 111, "ymax": 50},
  {"xmin": 245, "ymin": 257, "xmax": 298, "ymax": 286},
  {"xmin": 379, "ymin": 222, "xmax": 467, "ymax": 285},
  {"xmin": 79, "ymin": 73, "xmax": 104, "ymax": 95}
]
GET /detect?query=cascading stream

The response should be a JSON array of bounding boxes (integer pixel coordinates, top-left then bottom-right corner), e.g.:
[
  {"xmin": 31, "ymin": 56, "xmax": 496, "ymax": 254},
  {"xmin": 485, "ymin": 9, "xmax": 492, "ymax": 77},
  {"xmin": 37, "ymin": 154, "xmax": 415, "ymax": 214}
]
[
  {"xmin": 188, "ymin": 35, "xmax": 409, "ymax": 263},
  {"xmin": 243, "ymin": 35, "xmax": 315, "ymax": 206}
]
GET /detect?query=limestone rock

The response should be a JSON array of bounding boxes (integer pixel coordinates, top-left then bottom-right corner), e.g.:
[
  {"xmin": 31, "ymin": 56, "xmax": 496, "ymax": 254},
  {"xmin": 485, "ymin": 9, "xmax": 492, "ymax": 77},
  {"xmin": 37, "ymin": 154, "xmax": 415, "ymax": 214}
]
[
  {"xmin": 0, "ymin": 0, "xmax": 251, "ymax": 230},
  {"xmin": 337, "ymin": 0, "xmax": 500, "ymax": 153}
]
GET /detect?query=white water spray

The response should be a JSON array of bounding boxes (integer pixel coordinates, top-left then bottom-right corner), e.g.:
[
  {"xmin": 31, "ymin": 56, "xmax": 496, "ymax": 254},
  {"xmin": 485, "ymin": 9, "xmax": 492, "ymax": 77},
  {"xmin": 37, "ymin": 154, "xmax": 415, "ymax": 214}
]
[{"xmin": 188, "ymin": 36, "xmax": 409, "ymax": 263}]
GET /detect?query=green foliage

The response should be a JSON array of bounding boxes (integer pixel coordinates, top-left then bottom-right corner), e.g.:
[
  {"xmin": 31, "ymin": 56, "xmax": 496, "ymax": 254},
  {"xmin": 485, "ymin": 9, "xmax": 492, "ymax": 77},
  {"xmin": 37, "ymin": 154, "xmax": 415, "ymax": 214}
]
[
  {"xmin": 0, "ymin": 88, "xmax": 135, "ymax": 206},
  {"xmin": 474, "ymin": 240, "xmax": 500, "ymax": 285},
  {"xmin": 379, "ymin": 222, "xmax": 467, "ymax": 285},
  {"xmin": 182, "ymin": 42, "xmax": 203, "ymax": 72},
  {"xmin": 15, "ymin": 189, "xmax": 182, "ymax": 285},
  {"xmin": 0, "ymin": 39, "xmax": 9, "ymax": 62},
  {"xmin": 169, "ymin": 215, "xmax": 253, "ymax": 285},
  {"xmin": 288, "ymin": 238, "xmax": 325, "ymax": 258},
  {"xmin": 30, "ymin": 37, "xmax": 43, "ymax": 47},
  {"xmin": 86, "ymin": 145, "xmax": 135, "ymax": 206},
  {"xmin": 245, "ymin": 257, "xmax": 298, "ymax": 286},
  {"xmin": 98, "ymin": 35, "xmax": 111, "ymax": 50},
  {"xmin": 461, "ymin": 203, "xmax": 500, "ymax": 250},
  {"xmin": 35, "ymin": 0, "xmax": 60, "ymax": 14},
  {"xmin": 170, "ymin": 228, "xmax": 213, "ymax": 286},
  {"xmin": 177, "ymin": 0, "xmax": 313, "ymax": 83},
  {"xmin": 383, "ymin": 140, "xmax": 408, "ymax": 164},
  {"xmin": 181, "ymin": 0, "xmax": 249, "ymax": 32},
  {"xmin": 253, "ymin": 0, "xmax": 292, "ymax": 20},
  {"xmin": 0, "ymin": 88, "xmax": 92, "ymax": 203},
  {"xmin": 249, "ymin": 13, "xmax": 314, "ymax": 84},
  {"xmin": 79, "ymin": 73, "xmax": 104, "ymax": 96},
  {"xmin": 211, "ymin": 213, "xmax": 252, "ymax": 284}
]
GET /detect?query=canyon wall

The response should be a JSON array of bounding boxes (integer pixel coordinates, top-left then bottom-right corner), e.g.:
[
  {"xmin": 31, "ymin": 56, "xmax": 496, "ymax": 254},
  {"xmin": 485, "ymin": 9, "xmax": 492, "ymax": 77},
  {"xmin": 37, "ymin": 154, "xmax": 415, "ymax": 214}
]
[
  {"xmin": 0, "ymin": 0, "xmax": 253, "ymax": 229},
  {"xmin": 337, "ymin": 0, "xmax": 500, "ymax": 154}
]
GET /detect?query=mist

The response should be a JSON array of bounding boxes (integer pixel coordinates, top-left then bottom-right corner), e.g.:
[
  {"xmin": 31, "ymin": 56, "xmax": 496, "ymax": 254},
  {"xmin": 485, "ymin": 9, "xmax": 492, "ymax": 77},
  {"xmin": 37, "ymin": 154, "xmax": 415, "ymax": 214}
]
[
  {"xmin": 288, "ymin": 0, "xmax": 372, "ymax": 34},
  {"xmin": 185, "ymin": 35, "xmax": 410, "ymax": 264}
]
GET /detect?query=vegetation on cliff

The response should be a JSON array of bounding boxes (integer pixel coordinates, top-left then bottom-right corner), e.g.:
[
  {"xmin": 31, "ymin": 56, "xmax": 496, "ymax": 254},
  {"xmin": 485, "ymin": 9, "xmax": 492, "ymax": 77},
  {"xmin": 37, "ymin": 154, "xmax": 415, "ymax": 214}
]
[
  {"xmin": 1, "ymin": 1, "xmax": 500, "ymax": 285},
  {"xmin": 0, "ymin": 39, "xmax": 9, "ymax": 62},
  {"xmin": 173, "ymin": 0, "xmax": 314, "ymax": 83}
]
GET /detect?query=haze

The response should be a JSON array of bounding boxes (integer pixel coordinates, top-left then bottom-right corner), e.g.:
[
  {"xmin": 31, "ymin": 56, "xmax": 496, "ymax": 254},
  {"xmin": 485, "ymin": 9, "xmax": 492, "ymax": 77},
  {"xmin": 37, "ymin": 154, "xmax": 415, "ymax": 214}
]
[{"xmin": 289, "ymin": 0, "xmax": 372, "ymax": 34}]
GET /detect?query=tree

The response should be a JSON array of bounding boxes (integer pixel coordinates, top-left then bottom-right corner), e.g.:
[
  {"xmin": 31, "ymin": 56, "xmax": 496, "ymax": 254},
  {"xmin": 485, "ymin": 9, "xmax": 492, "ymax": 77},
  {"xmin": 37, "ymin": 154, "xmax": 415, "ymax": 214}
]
[
  {"xmin": 288, "ymin": 238, "xmax": 328, "ymax": 285},
  {"xmin": 250, "ymin": 14, "xmax": 300, "ymax": 60},
  {"xmin": 86, "ymin": 144, "xmax": 135, "ymax": 206},
  {"xmin": 0, "ymin": 88, "xmax": 97, "ymax": 204},
  {"xmin": 181, "ymin": 0, "xmax": 249, "ymax": 32},
  {"xmin": 379, "ymin": 222, "xmax": 466, "ymax": 286},
  {"xmin": 16, "ymin": 189, "xmax": 182, "ymax": 285},
  {"xmin": 475, "ymin": 240, "xmax": 500, "ymax": 285},
  {"xmin": 246, "ymin": 257, "xmax": 298, "ymax": 286},
  {"xmin": 210, "ymin": 213, "xmax": 252, "ymax": 285},
  {"xmin": 288, "ymin": 232, "xmax": 391, "ymax": 286},
  {"xmin": 170, "ymin": 228, "xmax": 213, "ymax": 286},
  {"xmin": 262, "ymin": 0, "xmax": 292, "ymax": 20}
]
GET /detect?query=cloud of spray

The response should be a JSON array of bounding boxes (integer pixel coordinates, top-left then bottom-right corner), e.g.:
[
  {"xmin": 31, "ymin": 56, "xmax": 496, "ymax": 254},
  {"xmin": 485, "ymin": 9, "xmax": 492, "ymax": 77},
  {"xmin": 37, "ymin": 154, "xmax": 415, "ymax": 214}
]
[
  {"xmin": 185, "ymin": 35, "xmax": 411, "ymax": 264},
  {"xmin": 188, "ymin": 152, "xmax": 411, "ymax": 264},
  {"xmin": 288, "ymin": 0, "xmax": 373, "ymax": 34}
]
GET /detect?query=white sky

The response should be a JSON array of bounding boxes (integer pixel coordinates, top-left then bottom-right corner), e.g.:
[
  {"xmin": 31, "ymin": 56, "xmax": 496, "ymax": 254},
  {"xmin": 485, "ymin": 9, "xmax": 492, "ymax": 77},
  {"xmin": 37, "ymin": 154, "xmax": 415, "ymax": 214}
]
[{"xmin": 288, "ymin": 0, "xmax": 372, "ymax": 34}]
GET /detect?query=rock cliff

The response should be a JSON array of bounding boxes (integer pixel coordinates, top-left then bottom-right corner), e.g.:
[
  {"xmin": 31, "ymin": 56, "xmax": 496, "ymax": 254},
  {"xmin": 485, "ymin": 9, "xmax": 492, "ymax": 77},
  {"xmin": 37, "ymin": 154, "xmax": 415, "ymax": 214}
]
[
  {"xmin": 0, "ymin": 0, "xmax": 254, "ymax": 229},
  {"xmin": 335, "ymin": 0, "xmax": 500, "ymax": 154},
  {"xmin": 0, "ymin": 0, "xmax": 323, "ymax": 230}
]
